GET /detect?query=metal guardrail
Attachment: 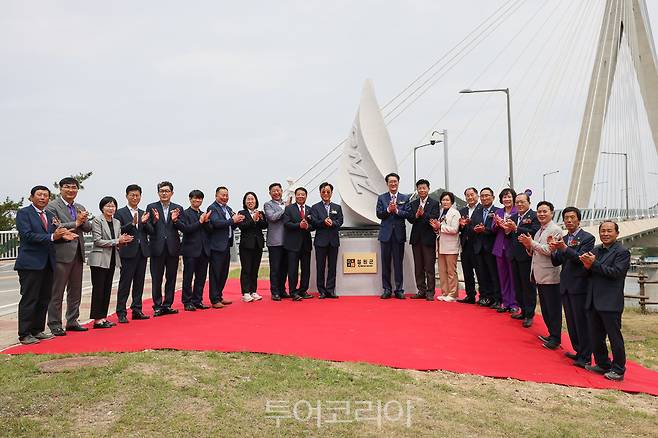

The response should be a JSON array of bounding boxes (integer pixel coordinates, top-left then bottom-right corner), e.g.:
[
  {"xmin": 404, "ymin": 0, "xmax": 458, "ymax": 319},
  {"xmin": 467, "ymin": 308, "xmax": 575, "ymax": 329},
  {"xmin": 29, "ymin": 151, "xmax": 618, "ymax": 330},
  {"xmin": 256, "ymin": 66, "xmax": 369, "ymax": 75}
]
[{"xmin": 0, "ymin": 231, "xmax": 20, "ymax": 260}]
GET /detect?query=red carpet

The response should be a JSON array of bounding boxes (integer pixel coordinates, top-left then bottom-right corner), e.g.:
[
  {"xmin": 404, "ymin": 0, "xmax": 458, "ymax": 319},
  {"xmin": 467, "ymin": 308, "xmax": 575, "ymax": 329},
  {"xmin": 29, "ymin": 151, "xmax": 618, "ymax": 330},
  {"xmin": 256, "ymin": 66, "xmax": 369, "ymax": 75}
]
[{"xmin": 4, "ymin": 280, "xmax": 658, "ymax": 396}]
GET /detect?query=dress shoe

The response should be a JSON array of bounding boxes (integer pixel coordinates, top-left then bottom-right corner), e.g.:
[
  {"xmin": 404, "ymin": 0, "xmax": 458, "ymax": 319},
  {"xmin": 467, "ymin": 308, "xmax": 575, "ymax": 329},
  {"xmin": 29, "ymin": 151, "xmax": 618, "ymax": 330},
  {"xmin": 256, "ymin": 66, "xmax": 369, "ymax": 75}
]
[
  {"xmin": 573, "ymin": 360, "xmax": 590, "ymax": 369},
  {"xmin": 118, "ymin": 315, "xmax": 129, "ymax": 324},
  {"xmin": 604, "ymin": 370, "xmax": 624, "ymax": 381},
  {"xmin": 538, "ymin": 335, "xmax": 551, "ymax": 343},
  {"xmin": 410, "ymin": 293, "xmax": 426, "ymax": 299},
  {"xmin": 66, "ymin": 324, "xmax": 89, "ymax": 332},
  {"xmin": 33, "ymin": 331, "xmax": 54, "ymax": 340},
  {"xmin": 510, "ymin": 313, "xmax": 525, "ymax": 320},
  {"xmin": 328, "ymin": 293, "xmax": 339, "ymax": 299},
  {"xmin": 93, "ymin": 321, "xmax": 112, "ymax": 329},
  {"xmin": 564, "ymin": 352, "xmax": 578, "ymax": 360},
  {"xmin": 211, "ymin": 302, "xmax": 225, "ymax": 309},
  {"xmin": 522, "ymin": 318, "xmax": 533, "ymax": 328},
  {"xmin": 300, "ymin": 293, "xmax": 314, "ymax": 299},
  {"xmin": 220, "ymin": 299, "xmax": 232, "ymax": 305},
  {"xmin": 585, "ymin": 364, "xmax": 610, "ymax": 375},
  {"xmin": 108, "ymin": 321, "xmax": 117, "ymax": 327},
  {"xmin": 425, "ymin": 296, "xmax": 434, "ymax": 301},
  {"xmin": 292, "ymin": 294, "xmax": 302, "ymax": 301},
  {"xmin": 280, "ymin": 292, "xmax": 292, "ymax": 299},
  {"xmin": 184, "ymin": 305, "xmax": 197, "ymax": 311},
  {"xmin": 19, "ymin": 335, "xmax": 39, "ymax": 345},
  {"xmin": 153, "ymin": 308, "xmax": 165, "ymax": 316},
  {"xmin": 495, "ymin": 305, "xmax": 508, "ymax": 313},
  {"xmin": 488, "ymin": 300, "xmax": 501, "ymax": 309},
  {"xmin": 194, "ymin": 304, "xmax": 210, "ymax": 310},
  {"xmin": 163, "ymin": 307, "xmax": 179, "ymax": 315},
  {"xmin": 318, "ymin": 294, "xmax": 327, "ymax": 299},
  {"xmin": 394, "ymin": 292, "xmax": 406, "ymax": 299},
  {"xmin": 380, "ymin": 291, "xmax": 392, "ymax": 299},
  {"xmin": 51, "ymin": 327, "xmax": 67, "ymax": 337},
  {"xmin": 477, "ymin": 297, "xmax": 492, "ymax": 306},
  {"xmin": 457, "ymin": 296, "xmax": 476, "ymax": 304},
  {"xmin": 271, "ymin": 294, "xmax": 281, "ymax": 301},
  {"xmin": 132, "ymin": 311, "xmax": 150, "ymax": 320},
  {"xmin": 542, "ymin": 341, "xmax": 560, "ymax": 350}
]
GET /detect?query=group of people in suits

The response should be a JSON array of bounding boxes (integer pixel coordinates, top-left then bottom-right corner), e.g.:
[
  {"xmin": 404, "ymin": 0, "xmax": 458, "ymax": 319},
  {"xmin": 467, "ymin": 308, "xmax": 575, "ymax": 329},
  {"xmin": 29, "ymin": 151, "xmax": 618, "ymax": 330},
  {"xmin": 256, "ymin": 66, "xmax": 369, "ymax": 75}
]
[
  {"xmin": 381, "ymin": 178, "xmax": 630, "ymax": 382},
  {"xmin": 14, "ymin": 176, "xmax": 632, "ymax": 382}
]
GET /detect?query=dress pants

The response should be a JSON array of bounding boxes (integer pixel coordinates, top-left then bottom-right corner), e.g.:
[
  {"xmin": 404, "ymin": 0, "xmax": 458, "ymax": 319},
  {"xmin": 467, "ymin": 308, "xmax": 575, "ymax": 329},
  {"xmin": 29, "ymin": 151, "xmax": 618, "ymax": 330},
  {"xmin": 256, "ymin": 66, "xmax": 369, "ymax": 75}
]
[
  {"xmin": 239, "ymin": 247, "xmax": 263, "ymax": 294},
  {"xmin": 17, "ymin": 263, "xmax": 53, "ymax": 338},
  {"xmin": 287, "ymin": 249, "xmax": 311, "ymax": 295},
  {"xmin": 588, "ymin": 309, "xmax": 625, "ymax": 374},
  {"xmin": 182, "ymin": 253, "xmax": 209, "ymax": 305},
  {"xmin": 496, "ymin": 254, "xmax": 517, "ymax": 309},
  {"xmin": 267, "ymin": 245, "xmax": 288, "ymax": 296},
  {"xmin": 563, "ymin": 292, "xmax": 591, "ymax": 362},
  {"xmin": 48, "ymin": 248, "xmax": 83, "ymax": 330},
  {"xmin": 315, "ymin": 245, "xmax": 339, "ymax": 297},
  {"xmin": 438, "ymin": 253, "xmax": 458, "ymax": 298},
  {"xmin": 477, "ymin": 251, "xmax": 500, "ymax": 302},
  {"xmin": 209, "ymin": 249, "xmax": 231, "ymax": 304},
  {"xmin": 150, "ymin": 246, "xmax": 180, "ymax": 310},
  {"xmin": 412, "ymin": 243, "xmax": 436, "ymax": 298},
  {"xmin": 537, "ymin": 283, "xmax": 562, "ymax": 343},
  {"xmin": 116, "ymin": 253, "xmax": 148, "ymax": 316},
  {"xmin": 90, "ymin": 262, "xmax": 116, "ymax": 319},
  {"xmin": 510, "ymin": 259, "xmax": 535, "ymax": 318},
  {"xmin": 381, "ymin": 236, "xmax": 405, "ymax": 293},
  {"xmin": 460, "ymin": 244, "xmax": 481, "ymax": 299}
]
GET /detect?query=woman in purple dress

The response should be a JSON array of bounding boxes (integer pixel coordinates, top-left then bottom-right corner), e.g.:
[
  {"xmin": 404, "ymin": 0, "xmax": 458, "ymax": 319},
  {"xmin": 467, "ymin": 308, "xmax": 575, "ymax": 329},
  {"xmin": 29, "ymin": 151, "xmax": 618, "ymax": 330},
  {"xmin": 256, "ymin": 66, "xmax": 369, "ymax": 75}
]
[{"xmin": 491, "ymin": 188, "xmax": 518, "ymax": 313}]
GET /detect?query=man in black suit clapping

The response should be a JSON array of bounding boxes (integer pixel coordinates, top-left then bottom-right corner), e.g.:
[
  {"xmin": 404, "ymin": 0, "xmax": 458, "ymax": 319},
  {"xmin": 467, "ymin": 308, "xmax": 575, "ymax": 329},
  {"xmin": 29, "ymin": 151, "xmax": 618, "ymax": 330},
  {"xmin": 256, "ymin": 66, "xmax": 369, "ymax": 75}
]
[
  {"xmin": 283, "ymin": 187, "xmax": 314, "ymax": 301},
  {"xmin": 309, "ymin": 182, "xmax": 343, "ymax": 299}
]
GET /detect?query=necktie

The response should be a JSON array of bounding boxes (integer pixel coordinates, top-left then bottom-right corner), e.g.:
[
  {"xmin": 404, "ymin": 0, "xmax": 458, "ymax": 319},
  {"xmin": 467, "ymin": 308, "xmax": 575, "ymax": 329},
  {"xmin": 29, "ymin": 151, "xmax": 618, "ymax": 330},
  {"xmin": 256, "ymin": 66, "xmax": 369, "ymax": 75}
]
[
  {"xmin": 68, "ymin": 204, "xmax": 77, "ymax": 220},
  {"xmin": 300, "ymin": 205, "xmax": 305, "ymax": 219},
  {"xmin": 223, "ymin": 206, "xmax": 232, "ymax": 238},
  {"xmin": 325, "ymin": 203, "xmax": 330, "ymax": 216},
  {"xmin": 566, "ymin": 234, "xmax": 573, "ymax": 246},
  {"xmin": 391, "ymin": 194, "xmax": 397, "ymax": 204},
  {"xmin": 39, "ymin": 211, "xmax": 48, "ymax": 231}
]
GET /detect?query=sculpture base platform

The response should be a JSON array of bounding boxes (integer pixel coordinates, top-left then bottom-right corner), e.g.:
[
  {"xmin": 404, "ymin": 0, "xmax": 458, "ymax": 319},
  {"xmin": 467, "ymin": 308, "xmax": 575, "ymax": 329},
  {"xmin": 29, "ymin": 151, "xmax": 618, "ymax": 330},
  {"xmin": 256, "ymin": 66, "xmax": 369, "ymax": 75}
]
[{"xmin": 308, "ymin": 228, "xmax": 416, "ymax": 296}]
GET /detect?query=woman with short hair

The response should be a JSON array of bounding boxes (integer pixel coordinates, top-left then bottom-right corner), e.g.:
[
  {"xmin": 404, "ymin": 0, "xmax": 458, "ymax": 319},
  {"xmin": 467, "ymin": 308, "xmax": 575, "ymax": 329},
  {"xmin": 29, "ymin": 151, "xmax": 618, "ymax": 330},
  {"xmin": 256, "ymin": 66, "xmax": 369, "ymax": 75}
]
[
  {"xmin": 432, "ymin": 191, "xmax": 461, "ymax": 302},
  {"xmin": 237, "ymin": 192, "xmax": 268, "ymax": 302}
]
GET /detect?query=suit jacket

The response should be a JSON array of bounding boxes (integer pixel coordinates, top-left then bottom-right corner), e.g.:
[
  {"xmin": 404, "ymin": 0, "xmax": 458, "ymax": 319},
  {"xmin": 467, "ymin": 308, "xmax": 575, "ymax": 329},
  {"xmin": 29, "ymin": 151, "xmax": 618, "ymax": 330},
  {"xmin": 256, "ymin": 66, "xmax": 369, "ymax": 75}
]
[
  {"xmin": 309, "ymin": 202, "xmax": 343, "ymax": 248},
  {"xmin": 459, "ymin": 203, "xmax": 483, "ymax": 250},
  {"xmin": 14, "ymin": 205, "xmax": 57, "ymax": 270},
  {"xmin": 263, "ymin": 199, "xmax": 286, "ymax": 247},
  {"xmin": 585, "ymin": 241, "xmax": 631, "ymax": 312},
  {"xmin": 407, "ymin": 197, "xmax": 439, "ymax": 247},
  {"xmin": 507, "ymin": 209, "xmax": 540, "ymax": 262},
  {"xmin": 179, "ymin": 207, "xmax": 211, "ymax": 257},
  {"xmin": 552, "ymin": 228, "xmax": 596, "ymax": 295},
  {"xmin": 45, "ymin": 196, "xmax": 91, "ymax": 263},
  {"xmin": 282, "ymin": 203, "xmax": 313, "ymax": 252},
  {"xmin": 437, "ymin": 207, "xmax": 461, "ymax": 255},
  {"xmin": 237, "ymin": 209, "xmax": 268, "ymax": 250},
  {"xmin": 529, "ymin": 221, "xmax": 562, "ymax": 284},
  {"xmin": 207, "ymin": 201, "xmax": 238, "ymax": 252},
  {"xmin": 87, "ymin": 216, "xmax": 122, "ymax": 269},
  {"xmin": 470, "ymin": 203, "xmax": 498, "ymax": 254},
  {"xmin": 376, "ymin": 192, "xmax": 410, "ymax": 243},
  {"xmin": 115, "ymin": 206, "xmax": 152, "ymax": 258},
  {"xmin": 146, "ymin": 201, "xmax": 184, "ymax": 257},
  {"xmin": 492, "ymin": 207, "xmax": 517, "ymax": 257}
]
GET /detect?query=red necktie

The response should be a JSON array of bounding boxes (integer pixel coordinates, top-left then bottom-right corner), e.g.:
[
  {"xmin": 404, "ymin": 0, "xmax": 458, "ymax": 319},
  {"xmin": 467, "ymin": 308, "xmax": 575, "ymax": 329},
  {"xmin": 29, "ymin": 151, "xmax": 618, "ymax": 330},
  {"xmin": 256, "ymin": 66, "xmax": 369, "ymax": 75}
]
[
  {"xmin": 300, "ymin": 205, "xmax": 305, "ymax": 219},
  {"xmin": 39, "ymin": 211, "xmax": 48, "ymax": 231}
]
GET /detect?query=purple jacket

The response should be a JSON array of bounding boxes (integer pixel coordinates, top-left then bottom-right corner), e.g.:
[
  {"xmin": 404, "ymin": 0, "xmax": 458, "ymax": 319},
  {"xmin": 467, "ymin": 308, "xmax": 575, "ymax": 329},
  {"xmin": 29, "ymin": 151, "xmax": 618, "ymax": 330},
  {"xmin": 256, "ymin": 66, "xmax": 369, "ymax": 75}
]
[{"xmin": 492, "ymin": 206, "xmax": 517, "ymax": 258}]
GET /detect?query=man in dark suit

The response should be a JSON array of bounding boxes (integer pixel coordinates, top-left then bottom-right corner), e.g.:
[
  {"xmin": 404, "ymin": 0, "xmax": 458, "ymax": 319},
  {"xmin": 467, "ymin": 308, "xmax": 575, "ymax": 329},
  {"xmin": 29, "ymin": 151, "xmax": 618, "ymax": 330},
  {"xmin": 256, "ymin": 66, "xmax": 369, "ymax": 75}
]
[
  {"xmin": 507, "ymin": 192, "xmax": 540, "ymax": 327},
  {"xmin": 550, "ymin": 207, "xmax": 595, "ymax": 367},
  {"xmin": 179, "ymin": 190, "xmax": 212, "ymax": 311},
  {"xmin": 376, "ymin": 173, "xmax": 410, "ymax": 299},
  {"xmin": 146, "ymin": 181, "xmax": 185, "ymax": 316},
  {"xmin": 115, "ymin": 184, "xmax": 153, "ymax": 323},
  {"xmin": 15, "ymin": 186, "xmax": 78, "ymax": 344},
  {"xmin": 580, "ymin": 221, "xmax": 630, "ymax": 382},
  {"xmin": 207, "ymin": 186, "xmax": 244, "ymax": 308},
  {"xmin": 406, "ymin": 179, "xmax": 439, "ymax": 301},
  {"xmin": 309, "ymin": 182, "xmax": 343, "ymax": 299},
  {"xmin": 471, "ymin": 187, "xmax": 501, "ymax": 307},
  {"xmin": 283, "ymin": 187, "xmax": 314, "ymax": 301},
  {"xmin": 457, "ymin": 187, "xmax": 483, "ymax": 304}
]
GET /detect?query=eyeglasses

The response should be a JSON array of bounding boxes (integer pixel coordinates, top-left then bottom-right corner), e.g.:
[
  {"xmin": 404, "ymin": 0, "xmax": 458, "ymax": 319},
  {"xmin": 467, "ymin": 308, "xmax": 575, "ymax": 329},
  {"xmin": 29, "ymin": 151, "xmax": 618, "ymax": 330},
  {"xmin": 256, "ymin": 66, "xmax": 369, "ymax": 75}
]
[
  {"xmin": 159, "ymin": 189, "xmax": 172, "ymax": 193},
  {"xmin": 61, "ymin": 185, "xmax": 79, "ymax": 190}
]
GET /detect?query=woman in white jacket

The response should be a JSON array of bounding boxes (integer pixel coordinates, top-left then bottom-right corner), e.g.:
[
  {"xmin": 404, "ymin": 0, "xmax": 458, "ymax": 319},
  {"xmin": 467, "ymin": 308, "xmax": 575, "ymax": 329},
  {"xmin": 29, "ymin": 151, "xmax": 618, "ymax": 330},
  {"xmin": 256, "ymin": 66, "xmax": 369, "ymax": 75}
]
[{"xmin": 432, "ymin": 191, "xmax": 461, "ymax": 301}]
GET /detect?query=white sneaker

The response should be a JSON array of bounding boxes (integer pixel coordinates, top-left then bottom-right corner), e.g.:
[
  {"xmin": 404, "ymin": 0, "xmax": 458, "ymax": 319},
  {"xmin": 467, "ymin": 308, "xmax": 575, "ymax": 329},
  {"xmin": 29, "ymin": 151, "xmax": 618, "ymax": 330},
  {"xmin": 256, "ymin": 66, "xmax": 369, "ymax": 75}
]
[
  {"xmin": 436, "ymin": 296, "xmax": 445, "ymax": 301},
  {"xmin": 242, "ymin": 294, "xmax": 254, "ymax": 303},
  {"xmin": 444, "ymin": 296, "xmax": 456, "ymax": 302},
  {"xmin": 251, "ymin": 292, "xmax": 263, "ymax": 301}
]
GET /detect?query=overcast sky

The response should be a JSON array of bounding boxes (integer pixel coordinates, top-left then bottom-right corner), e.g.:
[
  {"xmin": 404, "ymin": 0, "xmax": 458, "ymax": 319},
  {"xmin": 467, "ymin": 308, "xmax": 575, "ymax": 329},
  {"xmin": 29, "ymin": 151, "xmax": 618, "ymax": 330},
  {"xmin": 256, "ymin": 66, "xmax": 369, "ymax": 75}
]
[{"xmin": 2, "ymin": 0, "xmax": 658, "ymax": 212}]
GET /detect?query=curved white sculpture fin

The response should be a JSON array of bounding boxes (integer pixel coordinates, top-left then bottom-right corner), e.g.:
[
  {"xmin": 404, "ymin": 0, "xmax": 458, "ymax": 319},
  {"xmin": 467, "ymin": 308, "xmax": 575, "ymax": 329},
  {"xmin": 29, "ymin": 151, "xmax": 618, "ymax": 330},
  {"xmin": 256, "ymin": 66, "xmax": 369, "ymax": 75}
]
[{"xmin": 338, "ymin": 79, "xmax": 398, "ymax": 226}]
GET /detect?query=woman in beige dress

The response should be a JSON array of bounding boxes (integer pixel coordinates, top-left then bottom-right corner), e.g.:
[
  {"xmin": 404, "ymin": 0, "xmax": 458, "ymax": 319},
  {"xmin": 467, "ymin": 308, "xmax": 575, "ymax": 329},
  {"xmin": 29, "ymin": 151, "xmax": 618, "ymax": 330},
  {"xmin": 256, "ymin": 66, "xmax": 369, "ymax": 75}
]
[{"xmin": 432, "ymin": 191, "xmax": 461, "ymax": 302}]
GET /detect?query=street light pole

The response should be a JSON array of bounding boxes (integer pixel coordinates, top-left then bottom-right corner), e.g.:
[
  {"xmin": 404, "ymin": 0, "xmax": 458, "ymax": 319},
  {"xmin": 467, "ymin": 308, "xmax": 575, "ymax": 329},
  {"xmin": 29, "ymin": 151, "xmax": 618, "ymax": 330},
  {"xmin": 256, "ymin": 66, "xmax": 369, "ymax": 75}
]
[
  {"xmin": 601, "ymin": 151, "xmax": 629, "ymax": 218},
  {"xmin": 542, "ymin": 170, "xmax": 559, "ymax": 201},
  {"xmin": 413, "ymin": 142, "xmax": 437, "ymax": 189},
  {"xmin": 460, "ymin": 87, "xmax": 513, "ymax": 189},
  {"xmin": 413, "ymin": 130, "xmax": 448, "ymax": 192}
]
